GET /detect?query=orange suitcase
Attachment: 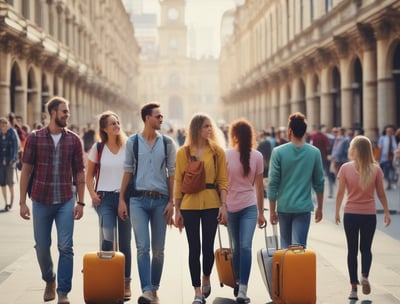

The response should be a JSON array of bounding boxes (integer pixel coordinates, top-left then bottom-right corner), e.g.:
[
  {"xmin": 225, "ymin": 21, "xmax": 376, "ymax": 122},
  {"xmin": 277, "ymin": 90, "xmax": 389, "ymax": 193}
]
[
  {"xmin": 214, "ymin": 225, "xmax": 236, "ymax": 288},
  {"xmin": 82, "ymin": 226, "xmax": 125, "ymax": 304},
  {"xmin": 272, "ymin": 246, "xmax": 316, "ymax": 304}
]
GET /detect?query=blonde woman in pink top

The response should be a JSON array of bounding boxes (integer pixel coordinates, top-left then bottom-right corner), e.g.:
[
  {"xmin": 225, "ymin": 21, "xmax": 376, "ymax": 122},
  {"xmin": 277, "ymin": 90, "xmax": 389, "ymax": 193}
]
[{"xmin": 335, "ymin": 135, "xmax": 391, "ymax": 301}]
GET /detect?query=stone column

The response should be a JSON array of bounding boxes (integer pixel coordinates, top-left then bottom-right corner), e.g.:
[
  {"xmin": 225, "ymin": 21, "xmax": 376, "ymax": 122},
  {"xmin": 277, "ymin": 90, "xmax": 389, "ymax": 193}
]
[
  {"xmin": 340, "ymin": 57, "xmax": 353, "ymax": 129},
  {"xmin": 28, "ymin": 89, "xmax": 41, "ymax": 127},
  {"xmin": 305, "ymin": 74, "xmax": 319, "ymax": 129},
  {"xmin": 363, "ymin": 48, "xmax": 377, "ymax": 139},
  {"xmin": 270, "ymin": 87, "xmax": 279, "ymax": 128},
  {"xmin": 279, "ymin": 84, "xmax": 289, "ymax": 127},
  {"xmin": 376, "ymin": 37, "xmax": 396, "ymax": 132},
  {"xmin": 320, "ymin": 67, "xmax": 333, "ymax": 128},
  {"xmin": 14, "ymin": 86, "xmax": 27, "ymax": 119},
  {"xmin": 0, "ymin": 52, "xmax": 11, "ymax": 113}
]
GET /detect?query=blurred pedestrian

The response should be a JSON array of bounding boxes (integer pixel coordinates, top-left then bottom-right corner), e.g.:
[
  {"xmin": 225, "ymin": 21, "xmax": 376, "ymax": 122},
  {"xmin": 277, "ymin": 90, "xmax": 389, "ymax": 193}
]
[
  {"xmin": 0, "ymin": 117, "xmax": 18, "ymax": 211},
  {"xmin": 335, "ymin": 135, "xmax": 391, "ymax": 301},
  {"xmin": 268, "ymin": 112, "xmax": 324, "ymax": 249},
  {"xmin": 256, "ymin": 130, "xmax": 272, "ymax": 198},
  {"xmin": 19, "ymin": 96, "xmax": 85, "ymax": 304},
  {"xmin": 85, "ymin": 111, "xmax": 132, "ymax": 299},
  {"xmin": 174, "ymin": 113, "xmax": 228, "ymax": 304},
  {"xmin": 225, "ymin": 118, "xmax": 266, "ymax": 303},
  {"xmin": 378, "ymin": 125, "xmax": 397, "ymax": 190}
]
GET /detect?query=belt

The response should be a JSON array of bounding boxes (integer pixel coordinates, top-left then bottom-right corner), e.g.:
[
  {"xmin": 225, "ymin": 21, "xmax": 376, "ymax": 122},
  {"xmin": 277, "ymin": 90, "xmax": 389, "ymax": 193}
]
[
  {"xmin": 206, "ymin": 183, "xmax": 217, "ymax": 189},
  {"xmin": 97, "ymin": 190, "xmax": 120, "ymax": 197},
  {"xmin": 133, "ymin": 190, "xmax": 168, "ymax": 199}
]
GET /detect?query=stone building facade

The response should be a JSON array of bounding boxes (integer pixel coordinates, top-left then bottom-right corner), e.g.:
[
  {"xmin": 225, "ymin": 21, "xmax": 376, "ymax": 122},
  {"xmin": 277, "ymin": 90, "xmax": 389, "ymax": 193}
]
[
  {"xmin": 0, "ymin": 0, "xmax": 140, "ymax": 131},
  {"xmin": 220, "ymin": 0, "xmax": 400, "ymax": 137}
]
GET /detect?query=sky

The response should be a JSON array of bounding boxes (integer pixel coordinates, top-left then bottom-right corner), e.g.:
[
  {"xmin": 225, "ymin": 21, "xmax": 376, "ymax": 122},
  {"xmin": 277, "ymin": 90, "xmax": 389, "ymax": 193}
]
[{"xmin": 142, "ymin": 0, "xmax": 237, "ymax": 58}]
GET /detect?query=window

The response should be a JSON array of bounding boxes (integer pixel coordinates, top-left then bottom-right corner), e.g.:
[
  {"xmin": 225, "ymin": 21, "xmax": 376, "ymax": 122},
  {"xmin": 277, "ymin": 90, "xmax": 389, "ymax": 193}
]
[
  {"xmin": 310, "ymin": 0, "xmax": 315, "ymax": 20},
  {"xmin": 326, "ymin": 0, "xmax": 333, "ymax": 13}
]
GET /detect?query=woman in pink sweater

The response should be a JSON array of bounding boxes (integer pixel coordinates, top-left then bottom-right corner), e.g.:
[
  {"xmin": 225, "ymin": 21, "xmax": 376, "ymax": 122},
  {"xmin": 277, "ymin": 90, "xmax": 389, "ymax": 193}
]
[{"xmin": 335, "ymin": 135, "xmax": 391, "ymax": 301}]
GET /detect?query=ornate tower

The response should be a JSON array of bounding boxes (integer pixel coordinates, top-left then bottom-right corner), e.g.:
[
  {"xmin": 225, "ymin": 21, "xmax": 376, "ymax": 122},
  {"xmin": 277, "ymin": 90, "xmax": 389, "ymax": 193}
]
[{"xmin": 159, "ymin": 0, "xmax": 187, "ymax": 58}]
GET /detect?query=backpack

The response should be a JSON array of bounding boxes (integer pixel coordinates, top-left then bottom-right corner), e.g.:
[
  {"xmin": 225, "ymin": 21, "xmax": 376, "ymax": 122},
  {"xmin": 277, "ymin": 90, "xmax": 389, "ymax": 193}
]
[
  {"xmin": 124, "ymin": 134, "xmax": 169, "ymax": 202},
  {"xmin": 181, "ymin": 146, "xmax": 206, "ymax": 194}
]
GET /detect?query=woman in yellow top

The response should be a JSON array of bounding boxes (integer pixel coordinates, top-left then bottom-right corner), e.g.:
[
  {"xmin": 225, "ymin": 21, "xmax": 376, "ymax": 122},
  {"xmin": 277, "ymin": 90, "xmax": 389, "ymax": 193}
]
[{"xmin": 174, "ymin": 113, "xmax": 228, "ymax": 304}]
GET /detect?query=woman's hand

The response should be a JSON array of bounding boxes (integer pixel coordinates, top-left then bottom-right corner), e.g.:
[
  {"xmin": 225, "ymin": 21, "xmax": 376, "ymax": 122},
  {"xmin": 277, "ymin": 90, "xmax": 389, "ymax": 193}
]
[
  {"xmin": 217, "ymin": 205, "xmax": 228, "ymax": 225},
  {"xmin": 174, "ymin": 208, "xmax": 184, "ymax": 232}
]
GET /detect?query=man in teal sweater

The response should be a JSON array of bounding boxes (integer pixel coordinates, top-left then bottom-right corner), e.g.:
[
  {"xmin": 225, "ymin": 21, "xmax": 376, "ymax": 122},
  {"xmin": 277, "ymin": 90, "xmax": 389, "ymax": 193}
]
[{"xmin": 268, "ymin": 112, "xmax": 325, "ymax": 248}]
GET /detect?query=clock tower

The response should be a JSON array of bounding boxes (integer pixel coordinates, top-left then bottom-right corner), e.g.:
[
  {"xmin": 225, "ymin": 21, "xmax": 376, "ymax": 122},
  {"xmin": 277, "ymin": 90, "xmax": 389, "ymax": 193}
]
[{"xmin": 159, "ymin": 0, "xmax": 187, "ymax": 58}]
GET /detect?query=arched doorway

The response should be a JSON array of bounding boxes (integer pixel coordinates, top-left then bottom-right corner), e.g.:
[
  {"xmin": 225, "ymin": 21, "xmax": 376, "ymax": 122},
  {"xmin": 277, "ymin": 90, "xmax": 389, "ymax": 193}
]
[
  {"xmin": 332, "ymin": 67, "xmax": 341, "ymax": 127},
  {"xmin": 10, "ymin": 62, "xmax": 22, "ymax": 114}
]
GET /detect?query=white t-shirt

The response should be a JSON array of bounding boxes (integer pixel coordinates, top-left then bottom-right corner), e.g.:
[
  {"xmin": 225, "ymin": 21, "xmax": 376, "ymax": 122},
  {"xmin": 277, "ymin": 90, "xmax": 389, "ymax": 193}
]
[{"xmin": 88, "ymin": 143, "xmax": 125, "ymax": 192}]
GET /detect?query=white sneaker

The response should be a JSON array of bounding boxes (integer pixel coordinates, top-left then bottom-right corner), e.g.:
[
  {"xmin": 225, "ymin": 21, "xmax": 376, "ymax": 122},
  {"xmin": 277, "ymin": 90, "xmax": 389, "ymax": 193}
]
[
  {"xmin": 237, "ymin": 291, "xmax": 251, "ymax": 303},
  {"xmin": 138, "ymin": 290, "xmax": 153, "ymax": 304},
  {"xmin": 348, "ymin": 290, "xmax": 358, "ymax": 300}
]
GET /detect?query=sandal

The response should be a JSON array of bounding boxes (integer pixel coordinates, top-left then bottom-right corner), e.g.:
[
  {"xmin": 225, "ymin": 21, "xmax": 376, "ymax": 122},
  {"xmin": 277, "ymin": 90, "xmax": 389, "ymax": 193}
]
[
  {"xmin": 202, "ymin": 284, "xmax": 211, "ymax": 299},
  {"xmin": 192, "ymin": 296, "xmax": 204, "ymax": 304}
]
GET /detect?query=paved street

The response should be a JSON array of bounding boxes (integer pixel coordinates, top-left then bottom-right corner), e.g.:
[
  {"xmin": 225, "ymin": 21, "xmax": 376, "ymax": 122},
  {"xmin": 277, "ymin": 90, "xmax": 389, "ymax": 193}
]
[{"xmin": 0, "ymin": 177, "xmax": 399, "ymax": 304}]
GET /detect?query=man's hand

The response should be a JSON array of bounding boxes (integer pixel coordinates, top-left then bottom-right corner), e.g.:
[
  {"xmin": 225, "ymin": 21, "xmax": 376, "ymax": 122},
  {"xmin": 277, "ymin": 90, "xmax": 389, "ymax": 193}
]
[
  {"xmin": 20, "ymin": 203, "xmax": 30, "ymax": 220},
  {"xmin": 74, "ymin": 205, "xmax": 84, "ymax": 220},
  {"xmin": 315, "ymin": 207, "xmax": 323, "ymax": 223}
]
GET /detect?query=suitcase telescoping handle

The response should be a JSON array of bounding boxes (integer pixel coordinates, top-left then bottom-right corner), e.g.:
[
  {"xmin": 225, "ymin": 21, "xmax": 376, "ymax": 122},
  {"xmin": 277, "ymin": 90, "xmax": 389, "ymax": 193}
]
[
  {"xmin": 263, "ymin": 223, "xmax": 278, "ymax": 249},
  {"xmin": 98, "ymin": 217, "xmax": 119, "ymax": 259},
  {"xmin": 217, "ymin": 224, "xmax": 233, "ymax": 255}
]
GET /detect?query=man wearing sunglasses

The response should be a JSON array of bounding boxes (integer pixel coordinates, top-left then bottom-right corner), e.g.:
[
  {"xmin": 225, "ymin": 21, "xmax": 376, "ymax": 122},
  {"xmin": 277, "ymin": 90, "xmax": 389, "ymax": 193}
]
[
  {"xmin": 19, "ymin": 96, "xmax": 85, "ymax": 304},
  {"xmin": 119, "ymin": 102, "xmax": 176, "ymax": 304}
]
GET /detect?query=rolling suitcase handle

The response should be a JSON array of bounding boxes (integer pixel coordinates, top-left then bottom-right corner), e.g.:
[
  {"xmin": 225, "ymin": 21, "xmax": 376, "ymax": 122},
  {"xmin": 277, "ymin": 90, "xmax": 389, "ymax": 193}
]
[
  {"xmin": 217, "ymin": 224, "xmax": 233, "ymax": 260},
  {"xmin": 263, "ymin": 223, "xmax": 279, "ymax": 255},
  {"xmin": 98, "ymin": 217, "xmax": 119, "ymax": 259}
]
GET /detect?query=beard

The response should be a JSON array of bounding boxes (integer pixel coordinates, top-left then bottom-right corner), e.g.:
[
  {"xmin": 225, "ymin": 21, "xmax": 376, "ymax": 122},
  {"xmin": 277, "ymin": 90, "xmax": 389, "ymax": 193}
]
[{"xmin": 55, "ymin": 116, "xmax": 67, "ymax": 128}]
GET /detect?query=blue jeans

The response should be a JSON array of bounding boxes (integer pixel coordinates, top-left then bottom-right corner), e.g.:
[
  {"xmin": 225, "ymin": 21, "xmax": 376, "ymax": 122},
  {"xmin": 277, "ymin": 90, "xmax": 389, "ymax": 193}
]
[
  {"xmin": 130, "ymin": 195, "xmax": 168, "ymax": 292},
  {"xmin": 228, "ymin": 205, "xmax": 257, "ymax": 285},
  {"xmin": 343, "ymin": 213, "xmax": 376, "ymax": 284},
  {"xmin": 95, "ymin": 192, "xmax": 132, "ymax": 281},
  {"xmin": 278, "ymin": 212, "xmax": 311, "ymax": 249},
  {"xmin": 32, "ymin": 198, "xmax": 74, "ymax": 295}
]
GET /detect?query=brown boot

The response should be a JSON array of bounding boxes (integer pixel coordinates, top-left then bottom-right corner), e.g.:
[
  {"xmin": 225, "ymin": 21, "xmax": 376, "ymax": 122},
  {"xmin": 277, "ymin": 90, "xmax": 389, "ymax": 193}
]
[
  {"xmin": 124, "ymin": 281, "xmax": 131, "ymax": 299},
  {"xmin": 43, "ymin": 281, "xmax": 56, "ymax": 302}
]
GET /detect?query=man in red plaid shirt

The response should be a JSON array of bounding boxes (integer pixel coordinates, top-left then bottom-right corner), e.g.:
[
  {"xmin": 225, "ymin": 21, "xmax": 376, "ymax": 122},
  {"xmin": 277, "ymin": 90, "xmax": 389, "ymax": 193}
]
[{"xmin": 19, "ymin": 96, "xmax": 85, "ymax": 304}]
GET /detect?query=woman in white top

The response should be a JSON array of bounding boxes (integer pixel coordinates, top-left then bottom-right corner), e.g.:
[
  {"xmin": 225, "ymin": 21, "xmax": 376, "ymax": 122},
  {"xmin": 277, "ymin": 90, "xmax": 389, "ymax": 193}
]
[
  {"xmin": 225, "ymin": 118, "xmax": 266, "ymax": 303},
  {"xmin": 85, "ymin": 111, "xmax": 132, "ymax": 299}
]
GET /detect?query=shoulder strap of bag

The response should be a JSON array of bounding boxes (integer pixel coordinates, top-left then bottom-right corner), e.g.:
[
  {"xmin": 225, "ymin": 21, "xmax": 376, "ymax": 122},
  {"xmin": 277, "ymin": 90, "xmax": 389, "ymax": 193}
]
[{"xmin": 94, "ymin": 142, "xmax": 105, "ymax": 192}]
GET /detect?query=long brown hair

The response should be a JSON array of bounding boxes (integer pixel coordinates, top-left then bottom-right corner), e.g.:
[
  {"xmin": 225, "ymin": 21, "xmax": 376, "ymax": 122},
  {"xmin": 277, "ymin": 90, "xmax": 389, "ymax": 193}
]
[
  {"xmin": 228, "ymin": 118, "xmax": 257, "ymax": 176},
  {"xmin": 184, "ymin": 112, "xmax": 226, "ymax": 149}
]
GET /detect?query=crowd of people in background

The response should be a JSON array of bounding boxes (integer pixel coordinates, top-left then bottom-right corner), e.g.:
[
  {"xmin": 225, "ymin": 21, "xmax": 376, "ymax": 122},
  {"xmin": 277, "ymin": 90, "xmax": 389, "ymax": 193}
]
[{"xmin": 1, "ymin": 109, "xmax": 400, "ymax": 215}]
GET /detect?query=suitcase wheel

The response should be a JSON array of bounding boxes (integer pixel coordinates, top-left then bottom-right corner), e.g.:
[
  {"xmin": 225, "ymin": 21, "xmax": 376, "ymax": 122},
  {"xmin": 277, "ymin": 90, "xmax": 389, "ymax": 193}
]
[{"xmin": 220, "ymin": 283, "xmax": 224, "ymax": 287}]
